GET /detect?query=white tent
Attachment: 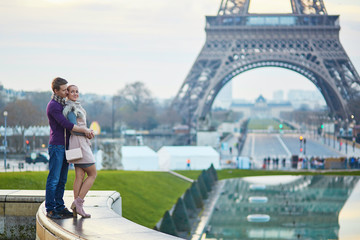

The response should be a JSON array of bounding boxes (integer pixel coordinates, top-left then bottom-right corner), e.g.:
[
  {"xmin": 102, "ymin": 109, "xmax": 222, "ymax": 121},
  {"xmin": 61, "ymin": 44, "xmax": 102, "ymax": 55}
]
[
  {"xmin": 157, "ymin": 146, "xmax": 220, "ymax": 170},
  {"xmin": 122, "ymin": 146, "xmax": 159, "ymax": 170},
  {"xmin": 235, "ymin": 156, "xmax": 250, "ymax": 169}
]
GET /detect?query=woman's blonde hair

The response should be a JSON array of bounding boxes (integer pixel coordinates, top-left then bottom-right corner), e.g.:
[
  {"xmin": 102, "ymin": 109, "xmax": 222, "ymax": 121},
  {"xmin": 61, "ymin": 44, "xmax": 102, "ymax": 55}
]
[{"xmin": 67, "ymin": 85, "xmax": 78, "ymax": 91}]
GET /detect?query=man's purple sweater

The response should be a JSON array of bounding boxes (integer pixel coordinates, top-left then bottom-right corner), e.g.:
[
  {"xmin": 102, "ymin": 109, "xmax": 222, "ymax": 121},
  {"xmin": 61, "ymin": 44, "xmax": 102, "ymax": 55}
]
[{"xmin": 47, "ymin": 99, "xmax": 74, "ymax": 146}]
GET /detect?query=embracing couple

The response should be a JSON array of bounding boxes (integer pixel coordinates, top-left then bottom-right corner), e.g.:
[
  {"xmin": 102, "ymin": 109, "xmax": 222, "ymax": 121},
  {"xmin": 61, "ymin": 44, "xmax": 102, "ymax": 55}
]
[{"xmin": 45, "ymin": 77, "xmax": 97, "ymax": 219}]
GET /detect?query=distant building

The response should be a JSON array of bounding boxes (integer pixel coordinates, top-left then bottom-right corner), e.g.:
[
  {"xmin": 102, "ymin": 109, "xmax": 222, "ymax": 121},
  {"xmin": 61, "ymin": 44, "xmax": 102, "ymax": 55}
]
[
  {"xmin": 173, "ymin": 124, "xmax": 189, "ymax": 134},
  {"xmin": 273, "ymin": 90, "xmax": 284, "ymax": 102},
  {"xmin": 231, "ymin": 95, "xmax": 293, "ymax": 118},
  {"xmin": 0, "ymin": 84, "xmax": 26, "ymax": 103},
  {"xmin": 287, "ymin": 89, "xmax": 326, "ymax": 109},
  {"xmin": 217, "ymin": 122, "xmax": 239, "ymax": 135}
]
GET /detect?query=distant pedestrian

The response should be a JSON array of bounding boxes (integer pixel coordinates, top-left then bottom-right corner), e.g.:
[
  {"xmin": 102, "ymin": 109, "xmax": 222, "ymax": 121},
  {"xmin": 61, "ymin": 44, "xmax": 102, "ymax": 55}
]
[
  {"xmin": 263, "ymin": 158, "xmax": 267, "ymax": 169},
  {"xmin": 344, "ymin": 157, "xmax": 348, "ymax": 169},
  {"xmin": 186, "ymin": 159, "xmax": 191, "ymax": 170},
  {"xmin": 350, "ymin": 157, "xmax": 355, "ymax": 169},
  {"xmin": 272, "ymin": 158, "xmax": 276, "ymax": 168},
  {"xmin": 302, "ymin": 158, "xmax": 307, "ymax": 169}
]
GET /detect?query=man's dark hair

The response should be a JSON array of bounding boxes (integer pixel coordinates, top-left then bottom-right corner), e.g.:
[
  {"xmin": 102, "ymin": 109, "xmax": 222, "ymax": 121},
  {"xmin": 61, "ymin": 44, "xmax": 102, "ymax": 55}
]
[{"xmin": 51, "ymin": 77, "xmax": 68, "ymax": 93}]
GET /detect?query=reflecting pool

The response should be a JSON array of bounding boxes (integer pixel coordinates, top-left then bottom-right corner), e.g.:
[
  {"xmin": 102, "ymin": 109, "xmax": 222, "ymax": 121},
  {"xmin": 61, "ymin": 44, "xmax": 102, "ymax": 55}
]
[{"xmin": 203, "ymin": 176, "xmax": 360, "ymax": 240}]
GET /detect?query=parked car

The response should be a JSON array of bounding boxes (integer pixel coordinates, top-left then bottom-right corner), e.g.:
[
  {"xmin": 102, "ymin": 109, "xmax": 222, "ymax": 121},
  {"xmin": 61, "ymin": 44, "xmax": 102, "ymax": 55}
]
[{"xmin": 25, "ymin": 151, "xmax": 49, "ymax": 164}]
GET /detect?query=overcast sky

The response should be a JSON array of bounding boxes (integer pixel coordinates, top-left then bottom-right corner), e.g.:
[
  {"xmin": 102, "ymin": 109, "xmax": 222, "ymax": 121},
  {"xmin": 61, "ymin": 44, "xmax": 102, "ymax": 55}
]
[{"xmin": 0, "ymin": 0, "xmax": 359, "ymax": 101}]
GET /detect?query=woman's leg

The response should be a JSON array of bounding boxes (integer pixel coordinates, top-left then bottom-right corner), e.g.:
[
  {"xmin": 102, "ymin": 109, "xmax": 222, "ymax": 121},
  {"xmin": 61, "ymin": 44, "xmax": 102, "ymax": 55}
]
[
  {"xmin": 78, "ymin": 165, "xmax": 97, "ymax": 200},
  {"xmin": 73, "ymin": 166, "xmax": 85, "ymax": 199}
]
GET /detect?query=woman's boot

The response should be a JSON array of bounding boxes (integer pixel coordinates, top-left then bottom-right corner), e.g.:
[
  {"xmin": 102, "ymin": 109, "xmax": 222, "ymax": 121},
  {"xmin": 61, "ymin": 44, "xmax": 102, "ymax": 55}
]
[
  {"xmin": 71, "ymin": 201, "xmax": 77, "ymax": 218},
  {"xmin": 71, "ymin": 197, "xmax": 91, "ymax": 218}
]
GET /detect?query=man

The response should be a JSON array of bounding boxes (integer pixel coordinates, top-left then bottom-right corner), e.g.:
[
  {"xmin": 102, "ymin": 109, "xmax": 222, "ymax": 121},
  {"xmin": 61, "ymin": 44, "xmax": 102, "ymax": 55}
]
[{"xmin": 45, "ymin": 77, "xmax": 94, "ymax": 219}]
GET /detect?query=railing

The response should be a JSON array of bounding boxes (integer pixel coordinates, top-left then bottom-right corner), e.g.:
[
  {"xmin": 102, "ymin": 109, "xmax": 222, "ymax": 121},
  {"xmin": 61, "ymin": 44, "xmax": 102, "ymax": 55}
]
[{"xmin": 206, "ymin": 15, "xmax": 339, "ymax": 28}]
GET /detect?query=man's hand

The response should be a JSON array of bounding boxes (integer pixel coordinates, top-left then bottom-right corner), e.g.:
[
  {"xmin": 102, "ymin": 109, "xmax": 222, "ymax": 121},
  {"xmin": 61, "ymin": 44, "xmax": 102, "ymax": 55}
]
[{"xmin": 85, "ymin": 129, "xmax": 94, "ymax": 139}]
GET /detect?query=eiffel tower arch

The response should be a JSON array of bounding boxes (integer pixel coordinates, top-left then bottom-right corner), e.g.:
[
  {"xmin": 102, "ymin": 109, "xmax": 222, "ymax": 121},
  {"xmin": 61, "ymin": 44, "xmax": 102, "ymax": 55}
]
[{"xmin": 172, "ymin": 0, "xmax": 360, "ymax": 129}]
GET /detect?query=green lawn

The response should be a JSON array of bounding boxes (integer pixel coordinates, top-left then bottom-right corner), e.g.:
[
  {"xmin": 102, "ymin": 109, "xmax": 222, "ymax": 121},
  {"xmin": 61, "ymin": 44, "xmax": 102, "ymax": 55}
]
[
  {"xmin": 0, "ymin": 170, "xmax": 191, "ymax": 228},
  {"xmin": 247, "ymin": 118, "xmax": 291, "ymax": 130}
]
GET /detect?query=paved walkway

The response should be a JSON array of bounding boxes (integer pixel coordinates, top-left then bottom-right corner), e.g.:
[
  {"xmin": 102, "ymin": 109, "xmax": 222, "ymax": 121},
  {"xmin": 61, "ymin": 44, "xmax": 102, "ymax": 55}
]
[{"xmin": 307, "ymin": 133, "xmax": 360, "ymax": 158}]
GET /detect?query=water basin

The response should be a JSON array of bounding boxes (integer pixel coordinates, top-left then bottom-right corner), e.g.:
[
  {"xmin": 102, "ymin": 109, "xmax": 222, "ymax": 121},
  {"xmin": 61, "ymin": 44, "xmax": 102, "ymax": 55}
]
[{"xmin": 202, "ymin": 175, "xmax": 360, "ymax": 240}]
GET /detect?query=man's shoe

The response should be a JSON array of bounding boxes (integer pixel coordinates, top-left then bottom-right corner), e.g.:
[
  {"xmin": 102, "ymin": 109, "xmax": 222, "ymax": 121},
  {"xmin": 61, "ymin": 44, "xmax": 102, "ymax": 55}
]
[
  {"xmin": 57, "ymin": 208, "xmax": 73, "ymax": 218},
  {"xmin": 46, "ymin": 210, "xmax": 62, "ymax": 219}
]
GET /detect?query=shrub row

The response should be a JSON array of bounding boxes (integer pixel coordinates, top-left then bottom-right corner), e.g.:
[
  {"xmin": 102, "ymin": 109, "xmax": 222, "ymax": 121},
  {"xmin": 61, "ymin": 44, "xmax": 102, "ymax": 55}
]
[{"xmin": 155, "ymin": 164, "xmax": 218, "ymax": 238}]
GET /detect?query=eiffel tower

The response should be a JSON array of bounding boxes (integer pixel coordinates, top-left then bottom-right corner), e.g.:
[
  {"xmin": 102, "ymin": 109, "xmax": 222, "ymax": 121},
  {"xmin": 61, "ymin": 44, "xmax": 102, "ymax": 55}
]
[{"xmin": 172, "ymin": 0, "xmax": 360, "ymax": 128}]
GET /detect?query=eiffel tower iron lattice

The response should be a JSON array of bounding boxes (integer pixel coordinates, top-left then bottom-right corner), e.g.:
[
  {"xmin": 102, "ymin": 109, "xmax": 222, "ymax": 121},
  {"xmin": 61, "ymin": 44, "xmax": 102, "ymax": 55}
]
[{"xmin": 172, "ymin": 0, "xmax": 360, "ymax": 129}]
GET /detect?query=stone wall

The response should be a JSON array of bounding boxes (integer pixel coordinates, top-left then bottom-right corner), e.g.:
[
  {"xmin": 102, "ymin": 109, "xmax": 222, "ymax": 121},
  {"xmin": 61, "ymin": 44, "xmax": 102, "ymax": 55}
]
[{"xmin": 0, "ymin": 190, "xmax": 45, "ymax": 239}]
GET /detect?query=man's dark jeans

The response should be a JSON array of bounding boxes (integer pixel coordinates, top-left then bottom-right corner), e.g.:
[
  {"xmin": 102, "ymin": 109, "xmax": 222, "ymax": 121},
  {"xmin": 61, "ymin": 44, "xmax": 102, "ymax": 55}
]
[{"xmin": 45, "ymin": 145, "xmax": 69, "ymax": 213}]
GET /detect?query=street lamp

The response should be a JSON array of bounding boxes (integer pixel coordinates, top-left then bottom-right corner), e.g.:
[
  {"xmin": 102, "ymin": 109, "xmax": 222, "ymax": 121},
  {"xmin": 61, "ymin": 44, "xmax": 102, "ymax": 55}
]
[
  {"xmin": 345, "ymin": 118, "xmax": 349, "ymax": 154},
  {"xmin": 3, "ymin": 111, "xmax": 8, "ymax": 171},
  {"xmin": 338, "ymin": 117, "xmax": 343, "ymax": 151},
  {"xmin": 112, "ymin": 96, "xmax": 115, "ymax": 139},
  {"xmin": 352, "ymin": 119, "xmax": 356, "ymax": 152},
  {"xmin": 327, "ymin": 116, "xmax": 331, "ymax": 146},
  {"xmin": 112, "ymin": 96, "xmax": 121, "ymax": 139},
  {"xmin": 332, "ymin": 117, "xmax": 336, "ymax": 149},
  {"xmin": 188, "ymin": 95, "xmax": 191, "ymax": 145}
]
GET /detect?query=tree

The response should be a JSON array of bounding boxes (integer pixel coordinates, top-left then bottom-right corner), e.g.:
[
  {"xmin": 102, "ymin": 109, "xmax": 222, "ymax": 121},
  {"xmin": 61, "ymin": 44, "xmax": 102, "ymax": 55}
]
[
  {"xmin": 0, "ymin": 91, "xmax": 6, "ymax": 111},
  {"xmin": 281, "ymin": 108, "xmax": 328, "ymax": 129},
  {"xmin": 117, "ymin": 82, "xmax": 152, "ymax": 112},
  {"xmin": 2, "ymin": 100, "xmax": 43, "ymax": 152},
  {"xmin": 4, "ymin": 100, "xmax": 43, "ymax": 127},
  {"xmin": 25, "ymin": 91, "xmax": 52, "ymax": 124},
  {"xmin": 157, "ymin": 105, "xmax": 182, "ymax": 127},
  {"xmin": 348, "ymin": 96, "xmax": 360, "ymax": 121},
  {"xmin": 82, "ymin": 99, "xmax": 112, "ymax": 132},
  {"xmin": 115, "ymin": 82, "xmax": 158, "ymax": 130}
]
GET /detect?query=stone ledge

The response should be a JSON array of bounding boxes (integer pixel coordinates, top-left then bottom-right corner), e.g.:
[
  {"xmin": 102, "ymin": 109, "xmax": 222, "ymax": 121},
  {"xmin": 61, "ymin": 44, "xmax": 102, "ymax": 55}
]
[
  {"xmin": 0, "ymin": 190, "xmax": 45, "ymax": 217},
  {"xmin": 0, "ymin": 189, "xmax": 45, "ymax": 202},
  {"xmin": 36, "ymin": 190, "xmax": 183, "ymax": 240}
]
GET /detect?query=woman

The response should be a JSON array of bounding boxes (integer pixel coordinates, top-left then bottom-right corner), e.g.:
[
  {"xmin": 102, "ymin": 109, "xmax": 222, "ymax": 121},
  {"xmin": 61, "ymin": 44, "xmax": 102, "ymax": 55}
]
[{"xmin": 63, "ymin": 85, "xmax": 96, "ymax": 218}]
